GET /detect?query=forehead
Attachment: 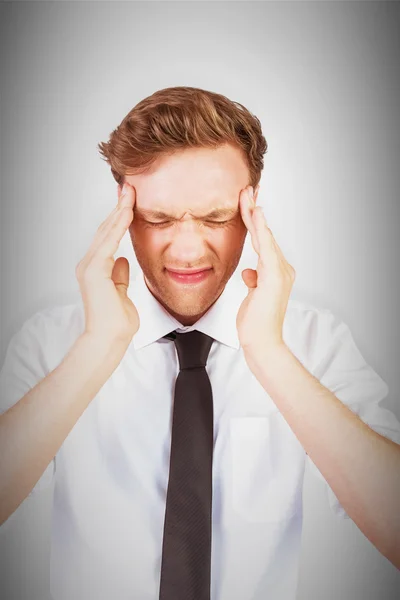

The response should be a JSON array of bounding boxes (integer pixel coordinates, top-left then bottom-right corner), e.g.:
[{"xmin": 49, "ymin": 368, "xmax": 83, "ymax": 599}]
[{"xmin": 125, "ymin": 144, "xmax": 249, "ymax": 213}]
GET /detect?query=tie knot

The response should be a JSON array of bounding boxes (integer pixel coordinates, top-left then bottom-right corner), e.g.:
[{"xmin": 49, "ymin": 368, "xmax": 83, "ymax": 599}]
[{"xmin": 163, "ymin": 330, "xmax": 214, "ymax": 370}]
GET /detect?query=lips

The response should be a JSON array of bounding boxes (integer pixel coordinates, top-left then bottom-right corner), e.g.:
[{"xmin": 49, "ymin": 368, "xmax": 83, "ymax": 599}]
[
  {"xmin": 166, "ymin": 268, "xmax": 212, "ymax": 285},
  {"xmin": 167, "ymin": 268, "xmax": 211, "ymax": 275}
]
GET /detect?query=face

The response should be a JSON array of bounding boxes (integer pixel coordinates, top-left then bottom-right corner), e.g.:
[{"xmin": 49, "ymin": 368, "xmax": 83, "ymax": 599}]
[{"xmin": 121, "ymin": 143, "xmax": 259, "ymax": 326}]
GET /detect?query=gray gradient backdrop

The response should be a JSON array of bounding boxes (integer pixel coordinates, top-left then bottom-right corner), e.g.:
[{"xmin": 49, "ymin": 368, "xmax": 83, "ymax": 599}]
[{"xmin": 0, "ymin": 1, "xmax": 400, "ymax": 599}]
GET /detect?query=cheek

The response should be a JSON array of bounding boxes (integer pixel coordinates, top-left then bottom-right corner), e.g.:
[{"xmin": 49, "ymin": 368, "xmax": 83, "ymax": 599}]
[
  {"xmin": 130, "ymin": 223, "xmax": 245, "ymax": 250},
  {"xmin": 130, "ymin": 223, "xmax": 156, "ymax": 243},
  {"xmin": 212, "ymin": 228, "xmax": 247, "ymax": 259},
  {"xmin": 223, "ymin": 222, "xmax": 247, "ymax": 242}
]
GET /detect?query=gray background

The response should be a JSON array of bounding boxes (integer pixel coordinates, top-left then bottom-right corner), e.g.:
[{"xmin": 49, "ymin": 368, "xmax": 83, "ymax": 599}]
[{"xmin": 0, "ymin": 1, "xmax": 400, "ymax": 598}]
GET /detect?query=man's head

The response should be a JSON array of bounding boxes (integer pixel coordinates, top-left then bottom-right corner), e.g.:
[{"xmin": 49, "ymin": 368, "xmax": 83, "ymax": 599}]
[{"xmin": 98, "ymin": 87, "xmax": 267, "ymax": 325}]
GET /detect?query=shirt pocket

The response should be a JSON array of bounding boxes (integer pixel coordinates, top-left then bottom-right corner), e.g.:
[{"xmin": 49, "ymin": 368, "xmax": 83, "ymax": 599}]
[{"xmin": 229, "ymin": 415, "xmax": 303, "ymax": 523}]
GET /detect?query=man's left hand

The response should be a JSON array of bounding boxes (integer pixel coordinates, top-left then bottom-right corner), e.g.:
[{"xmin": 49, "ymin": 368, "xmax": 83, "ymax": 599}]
[{"xmin": 236, "ymin": 186, "xmax": 296, "ymax": 362}]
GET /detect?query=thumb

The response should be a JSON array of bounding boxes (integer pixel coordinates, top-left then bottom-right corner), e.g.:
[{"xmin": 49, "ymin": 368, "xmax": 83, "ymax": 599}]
[
  {"xmin": 112, "ymin": 256, "xmax": 130, "ymax": 297},
  {"xmin": 242, "ymin": 268, "xmax": 258, "ymax": 289}
]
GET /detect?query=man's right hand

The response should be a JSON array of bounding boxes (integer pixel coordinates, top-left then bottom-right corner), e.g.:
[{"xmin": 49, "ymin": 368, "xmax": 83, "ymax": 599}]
[{"xmin": 75, "ymin": 182, "xmax": 140, "ymax": 348}]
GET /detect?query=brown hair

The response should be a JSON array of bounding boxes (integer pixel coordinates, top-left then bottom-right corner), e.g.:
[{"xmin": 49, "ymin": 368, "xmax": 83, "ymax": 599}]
[{"xmin": 97, "ymin": 86, "xmax": 268, "ymax": 189}]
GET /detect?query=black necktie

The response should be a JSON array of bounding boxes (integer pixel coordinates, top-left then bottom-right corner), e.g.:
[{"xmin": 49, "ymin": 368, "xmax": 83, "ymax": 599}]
[{"xmin": 159, "ymin": 329, "xmax": 215, "ymax": 600}]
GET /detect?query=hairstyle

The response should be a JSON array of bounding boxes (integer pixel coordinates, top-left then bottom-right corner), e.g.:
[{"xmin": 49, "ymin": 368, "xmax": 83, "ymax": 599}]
[{"xmin": 97, "ymin": 86, "xmax": 268, "ymax": 189}]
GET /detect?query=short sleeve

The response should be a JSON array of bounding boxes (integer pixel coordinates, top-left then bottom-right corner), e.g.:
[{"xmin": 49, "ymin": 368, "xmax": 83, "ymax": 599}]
[
  {"xmin": 0, "ymin": 311, "xmax": 56, "ymax": 497},
  {"xmin": 305, "ymin": 309, "xmax": 400, "ymax": 519}
]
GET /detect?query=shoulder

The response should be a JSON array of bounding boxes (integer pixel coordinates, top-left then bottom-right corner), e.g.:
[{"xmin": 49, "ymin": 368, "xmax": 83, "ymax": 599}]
[
  {"xmin": 7, "ymin": 299, "xmax": 85, "ymax": 372},
  {"xmin": 284, "ymin": 297, "xmax": 349, "ymax": 373},
  {"xmin": 18, "ymin": 299, "xmax": 84, "ymax": 337},
  {"xmin": 285, "ymin": 296, "xmax": 341, "ymax": 335}
]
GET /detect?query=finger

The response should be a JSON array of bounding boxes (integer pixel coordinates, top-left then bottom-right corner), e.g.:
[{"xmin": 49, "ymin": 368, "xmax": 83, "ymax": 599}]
[
  {"xmin": 240, "ymin": 187, "xmax": 260, "ymax": 255},
  {"xmin": 253, "ymin": 208, "xmax": 295, "ymax": 283},
  {"xmin": 83, "ymin": 185, "xmax": 135, "ymax": 265},
  {"xmin": 111, "ymin": 255, "xmax": 130, "ymax": 290},
  {"xmin": 98, "ymin": 182, "xmax": 134, "ymax": 228},
  {"xmin": 90, "ymin": 207, "xmax": 133, "ymax": 266},
  {"xmin": 242, "ymin": 268, "xmax": 258, "ymax": 289},
  {"xmin": 98, "ymin": 199, "xmax": 120, "ymax": 233},
  {"xmin": 252, "ymin": 206, "xmax": 276, "ymax": 264},
  {"xmin": 256, "ymin": 210, "xmax": 288, "ymax": 265},
  {"xmin": 93, "ymin": 185, "xmax": 131, "ymax": 241},
  {"xmin": 98, "ymin": 183, "xmax": 135, "ymax": 240},
  {"xmin": 117, "ymin": 183, "xmax": 135, "ymax": 206}
]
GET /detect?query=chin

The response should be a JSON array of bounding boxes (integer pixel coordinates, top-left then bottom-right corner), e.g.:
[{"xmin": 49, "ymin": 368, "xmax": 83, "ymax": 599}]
[{"xmin": 144, "ymin": 269, "xmax": 222, "ymax": 319}]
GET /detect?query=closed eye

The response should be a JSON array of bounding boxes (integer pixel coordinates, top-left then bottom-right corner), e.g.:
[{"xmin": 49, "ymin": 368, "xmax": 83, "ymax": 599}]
[{"xmin": 147, "ymin": 220, "xmax": 230, "ymax": 227}]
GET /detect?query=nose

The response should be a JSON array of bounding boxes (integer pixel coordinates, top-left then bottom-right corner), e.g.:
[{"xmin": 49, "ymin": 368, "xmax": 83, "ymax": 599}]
[{"xmin": 166, "ymin": 220, "xmax": 208, "ymax": 265}]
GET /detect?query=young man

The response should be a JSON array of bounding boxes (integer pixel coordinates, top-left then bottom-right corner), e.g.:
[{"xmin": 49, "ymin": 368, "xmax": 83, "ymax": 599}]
[{"xmin": 1, "ymin": 87, "xmax": 399, "ymax": 600}]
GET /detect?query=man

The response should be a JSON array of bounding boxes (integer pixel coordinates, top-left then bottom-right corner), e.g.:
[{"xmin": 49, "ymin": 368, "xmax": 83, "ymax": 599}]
[{"xmin": 0, "ymin": 87, "xmax": 399, "ymax": 600}]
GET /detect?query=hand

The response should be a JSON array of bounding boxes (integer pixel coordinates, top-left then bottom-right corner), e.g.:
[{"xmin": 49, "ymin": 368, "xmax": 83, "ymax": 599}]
[
  {"xmin": 75, "ymin": 182, "xmax": 140, "ymax": 348},
  {"xmin": 236, "ymin": 186, "xmax": 296, "ymax": 360}
]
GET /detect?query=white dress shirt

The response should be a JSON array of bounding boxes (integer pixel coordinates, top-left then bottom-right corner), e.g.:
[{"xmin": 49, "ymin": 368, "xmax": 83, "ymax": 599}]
[{"xmin": 1, "ymin": 269, "xmax": 400, "ymax": 600}]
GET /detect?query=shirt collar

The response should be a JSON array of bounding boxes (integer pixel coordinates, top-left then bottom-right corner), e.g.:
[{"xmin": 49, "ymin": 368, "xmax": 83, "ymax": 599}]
[{"xmin": 128, "ymin": 269, "xmax": 248, "ymax": 350}]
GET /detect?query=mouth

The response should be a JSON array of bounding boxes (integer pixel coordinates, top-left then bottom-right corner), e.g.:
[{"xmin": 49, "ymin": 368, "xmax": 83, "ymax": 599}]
[{"xmin": 165, "ymin": 267, "xmax": 213, "ymax": 285}]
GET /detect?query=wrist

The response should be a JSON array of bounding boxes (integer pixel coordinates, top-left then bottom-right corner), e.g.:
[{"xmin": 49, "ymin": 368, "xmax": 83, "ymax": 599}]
[
  {"xmin": 243, "ymin": 342, "xmax": 294, "ymax": 380},
  {"xmin": 243, "ymin": 341, "xmax": 290, "ymax": 363},
  {"xmin": 75, "ymin": 333, "xmax": 131, "ymax": 365}
]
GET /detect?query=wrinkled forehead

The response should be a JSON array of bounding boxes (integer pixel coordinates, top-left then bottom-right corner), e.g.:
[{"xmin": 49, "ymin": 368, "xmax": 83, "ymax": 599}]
[{"xmin": 125, "ymin": 145, "xmax": 249, "ymax": 213}]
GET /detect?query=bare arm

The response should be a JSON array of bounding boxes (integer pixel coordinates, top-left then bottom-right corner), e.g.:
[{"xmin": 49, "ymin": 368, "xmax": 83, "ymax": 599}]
[
  {"xmin": 246, "ymin": 345, "xmax": 400, "ymax": 570},
  {"xmin": 0, "ymin": 181, "xmax": 138, "ymax": 525},
  {"xmin": 0, "ymin": 334, "xmax": 128, "ymax": 525}
]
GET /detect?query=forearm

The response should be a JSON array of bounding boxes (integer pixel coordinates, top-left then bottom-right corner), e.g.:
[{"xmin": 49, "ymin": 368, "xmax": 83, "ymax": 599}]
[
  {"xmin": 0, "ymin": 334, "xmax": 126, "ymax": 525},
  {"xmin": 245, "ymin": 345, "xmax": 400, "ymax": 569}
]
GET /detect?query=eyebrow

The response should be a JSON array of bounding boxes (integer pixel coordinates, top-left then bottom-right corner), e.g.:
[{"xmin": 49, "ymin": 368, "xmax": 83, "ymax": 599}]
[{"xmin": 135, "ymin": 207, "xmax": 239, "ymax": 220}]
